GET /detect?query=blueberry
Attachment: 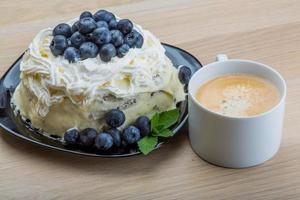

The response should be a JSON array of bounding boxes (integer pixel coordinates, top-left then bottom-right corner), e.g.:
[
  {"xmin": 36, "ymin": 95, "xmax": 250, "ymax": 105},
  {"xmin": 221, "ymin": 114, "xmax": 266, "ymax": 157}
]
[
  {"xmin": 105, "ymin": 109, "xmax": 125, "ymax": 128},
  {"xmin": 124, "ymin": 30, "xmax": 143, "ymax": 48},
  {"xmin": 110, "ymin": 30, "xmax": 124, "ymax": 47},
  {"xmin": 106, "ymin": 128, "xmax": 121, "ymax": 147},
  {"xmin": 50, "ymin": 35, "xmax": 68, "ymax": 56},
  {"xmin": 78, "ymin": 17, "xmax": 97, "ymax": 34},
  {"xmin": 117, "ymin": 19, "xmax": 133, "ymax": 35},
  {"xmin": 178, "ymin": 66, "xmax": 192, "ymax": 84},
  {"xmin": 64, "ymin": 47, "xmax": 80, "ymax": 63},
  {"xmin": 135, "ymin": 116, "xmax": 151, "ymax": 136},
  {"xmin": 70, "ymin": 31, "xmax": 86, "ymax": 48},
  {"xmin": 104, "ymin": 12, "xmax": 116, "ymax": 22},
  {"xmin": 91, "ymin": 27, "xmax": 111, "ymax": 46},
  {"xmin": 96, "ymin": 21, "xmax": 109, "ymax": 29},
  {"xmin": 93, "ymin": 10, "xmax": 107, "ymax": 21},
  {"xmin": 80, "ymin": 11, "xmax": 93, "ymax": 19},
  {"xmin": 71, "ymin": 21, "xmax": 79, "ymax": 33},
  {"xmin": 79, "ymin": 128, "xmax": 97, "ymax": 146},
  {"xmin": 94, "ymin": 133, "xmax": 114, "ymax": 150},
  {"xmin": 124, "ymin": 30, "xmax": 139, "ymax": 47},
  {"xmin": 64, "ymin": 128, "xmax": 79, "ymax": 145},
  {"xmin": 94, "ymin": 10, "xmax": 116, "ymax": 22},
  {"xmin": 79, "ymin": 42, "xmax": 99, "ymax": 60},
  {"xmin": 100, "ymin": 43, "xmax": 116, "ymax": 62},
  {"xmin": 135, "ymin": 34, "xmax": 144, "ymax": 48},
  {"xmin": 122, "ymin": 125, "xmax": 141, "ymax": 144},
  {"xmin": 117, "ymin": 44, "xmax": 130, "ymax": 58},
  {"xmin": 53, "ymin": 23, "xmax": 72, "ymax": 37},
  {"xmin": 109, "ymin": 19, "xmax": 118, "ymax": 29}
]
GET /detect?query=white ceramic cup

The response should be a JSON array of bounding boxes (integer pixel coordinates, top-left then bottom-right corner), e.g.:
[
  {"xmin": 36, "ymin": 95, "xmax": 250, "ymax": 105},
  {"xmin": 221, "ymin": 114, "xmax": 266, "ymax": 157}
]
[{"xmin": 188, "ymin": 54, "xmax": 286, "ymax": 168}]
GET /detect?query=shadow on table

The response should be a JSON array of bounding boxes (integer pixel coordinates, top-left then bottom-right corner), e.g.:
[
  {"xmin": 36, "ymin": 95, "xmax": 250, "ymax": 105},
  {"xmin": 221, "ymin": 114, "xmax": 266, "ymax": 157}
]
[{"xmin": 0, "ymin": 123, "xmax": 188, "ymax": 175}]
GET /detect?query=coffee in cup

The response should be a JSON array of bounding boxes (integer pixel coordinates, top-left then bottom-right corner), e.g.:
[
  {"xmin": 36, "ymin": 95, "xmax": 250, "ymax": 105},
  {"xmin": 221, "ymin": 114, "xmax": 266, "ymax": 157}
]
[{"xmin": 196, "ymin": 74, "xmax": 280, "ymax": 117}]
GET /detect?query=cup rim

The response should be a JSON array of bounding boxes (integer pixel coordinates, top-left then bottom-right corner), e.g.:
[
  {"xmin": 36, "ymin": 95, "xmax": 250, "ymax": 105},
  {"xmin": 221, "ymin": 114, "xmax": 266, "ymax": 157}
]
[{"xmin": 188, "ymin": 59, "xmax": 287, "ymax": 120}]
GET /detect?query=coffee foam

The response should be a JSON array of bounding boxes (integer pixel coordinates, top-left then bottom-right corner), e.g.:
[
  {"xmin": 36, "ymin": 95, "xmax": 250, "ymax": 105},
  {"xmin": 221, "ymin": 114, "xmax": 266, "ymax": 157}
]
[{"xmin": 196, "ymin": 74, "xmax": 280, "ymax": 117}]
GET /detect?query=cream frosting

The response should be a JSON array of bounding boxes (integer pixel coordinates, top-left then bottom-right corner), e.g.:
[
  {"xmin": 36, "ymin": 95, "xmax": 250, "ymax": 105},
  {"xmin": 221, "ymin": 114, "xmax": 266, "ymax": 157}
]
[{"xmin": 14, "ymin": 18, "xmax": 185, "ymax": 126}]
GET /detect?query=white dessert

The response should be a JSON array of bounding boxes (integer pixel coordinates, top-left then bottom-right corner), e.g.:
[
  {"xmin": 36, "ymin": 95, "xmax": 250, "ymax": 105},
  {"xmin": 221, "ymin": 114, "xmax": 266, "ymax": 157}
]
[{"xmin": 12, "ymin": 19, "xmax": 185, "ymax": 136}]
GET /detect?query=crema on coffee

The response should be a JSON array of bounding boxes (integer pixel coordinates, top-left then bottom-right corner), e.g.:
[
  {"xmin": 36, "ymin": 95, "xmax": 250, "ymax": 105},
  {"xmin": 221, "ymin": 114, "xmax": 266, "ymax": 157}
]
[{"xmin": 196, "ymin": 74, "xmax": 280, "ymax": 117}]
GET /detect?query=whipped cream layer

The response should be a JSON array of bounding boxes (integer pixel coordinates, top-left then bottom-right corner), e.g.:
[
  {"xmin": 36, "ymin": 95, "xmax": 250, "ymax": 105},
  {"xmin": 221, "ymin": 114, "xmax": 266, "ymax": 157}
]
[{"xmin": 12, "ymin": 19, "xmax": 185, "ymax": 135}]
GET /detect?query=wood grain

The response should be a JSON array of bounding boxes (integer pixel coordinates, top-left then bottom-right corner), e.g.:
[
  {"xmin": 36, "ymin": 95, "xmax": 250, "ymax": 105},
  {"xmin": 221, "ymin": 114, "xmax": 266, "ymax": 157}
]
[{"xmin": 0, "ymin": 0, "xmax": 300, "ymax": 199}]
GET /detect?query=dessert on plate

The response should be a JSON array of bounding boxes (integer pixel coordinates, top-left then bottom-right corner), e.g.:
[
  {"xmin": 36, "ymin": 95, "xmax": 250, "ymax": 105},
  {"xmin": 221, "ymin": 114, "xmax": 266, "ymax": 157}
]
[{"xmin": 11, "ymin": 10, "xmax": 191, "ymax": 153}]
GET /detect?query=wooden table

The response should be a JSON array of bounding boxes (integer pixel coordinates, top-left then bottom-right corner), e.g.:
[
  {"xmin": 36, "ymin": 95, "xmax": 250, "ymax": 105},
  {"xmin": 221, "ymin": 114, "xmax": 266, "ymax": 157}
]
[{"xmin": 1, "ymin": 0, "xmax": 300, "ymax": 199}]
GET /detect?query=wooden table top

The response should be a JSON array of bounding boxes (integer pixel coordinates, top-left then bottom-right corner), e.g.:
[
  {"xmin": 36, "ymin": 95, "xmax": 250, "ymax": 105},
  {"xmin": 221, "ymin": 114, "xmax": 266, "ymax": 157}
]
[{"xmin": 1, "ymin": 0, "xmax": 300, "ymax": 199}]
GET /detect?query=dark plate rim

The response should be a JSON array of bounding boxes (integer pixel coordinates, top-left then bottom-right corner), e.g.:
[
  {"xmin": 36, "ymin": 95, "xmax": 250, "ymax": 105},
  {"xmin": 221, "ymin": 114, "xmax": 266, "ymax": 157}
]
[{"xmin": 0, "ymin": 43, "xmax": 202, "ymax": 158}]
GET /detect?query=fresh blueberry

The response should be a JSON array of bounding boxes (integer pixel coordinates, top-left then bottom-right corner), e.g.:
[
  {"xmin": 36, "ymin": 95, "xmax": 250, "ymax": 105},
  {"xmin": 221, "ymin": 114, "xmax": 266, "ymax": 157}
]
[
  {"xmin": 96, "ymin": 21, "xmax": 109, "ymax": 29},
  {"xmin": 100, "ymin": 43, "xmax": 116, "ymax": 62},
  {"xmin": 78, "ymin": 17, "xmax": 97, "ymax": 34},
  {"xmin": 104, "ymin": 12, "xmax": 116, "ymax": 22},
  {"xmin": 135, "ymin": 34, "xmax": 144, "ymax": 48},
  {"xmin": 135, "ymin": 116, "xmax": 151, "ymax": 136},
  {"xmin": 124, "ymin": 30, "xmax": 139, "ymax": 47},
  {"xmin": 94, "ymin": 10, "xmax": 115, "ymax": 22},
  {"xmin": 178, "ymin": 66, "xmax": 192, "ymax": 84},
  {"xmin": 64, "ymin": 47, "xmax": 80, "ymax": 63},
  {"xmin": 94, "ymin": 133, "xmax": 114, "ymax": 150},
  {"xmin": 80, "ymin": 11, "xmax": 93, "ymax": 19},
  {"xmin": 105, "ymin": 109, "xmax": 125, "ymax": 128},
  {"xmin": 117, "ymin": 19, "xmax": 133, "ymax": 35},
  {"xmin": 110, "ymin": 30, "xmax": 124, "ymax": 47},
  {"xmin": 79, "ymin": 42, "xmax": 99, "ymax": 59},
  {"xmin": 93, "ymin": 10, "xmax": 107, "ymax": 21},
  {"xmin": 109, "ymin": 19, "xmax": 118, "ymax": 30},
  {"xmin": 64, "ymin": 128, "xmax": 79, "ymax": 145},
  {"xmin": 106, "ymin": 128, "xmax": 121, "ymax": 147},
  {"xmin": 50, "ymin": 35, "xmax": 68, "ymax": 56},
  {"xmin": 71, "ymin": 21, "xmax": 79, "ymax": 33},
  {"xmin": 53, "ymin": 23, "xmax": 72, "ymax": 37},
  {"xmin": 70, "ymin": 31, "xmax": 86, "ymax": 48},
  {"xmin": 91, "ymin": 27, "xmax": 111, "ymax": 46},
  {"xmin": 122, "ymin": 125, "xmax": 141, "ymax": 144},
  {"xmin": 117, "ymin": 44, "xmax": 130, "ymax": 58},
  {"xmin": 79, "ymin": 128, "xmax": 97, "ymax": 147}
]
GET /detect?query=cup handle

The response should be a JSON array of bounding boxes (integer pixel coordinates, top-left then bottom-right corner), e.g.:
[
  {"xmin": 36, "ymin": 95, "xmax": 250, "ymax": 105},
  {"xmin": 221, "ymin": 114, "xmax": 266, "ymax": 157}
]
[{"xmin": 216, "ymin": 54, "xmax": 228, "ymax": 62}]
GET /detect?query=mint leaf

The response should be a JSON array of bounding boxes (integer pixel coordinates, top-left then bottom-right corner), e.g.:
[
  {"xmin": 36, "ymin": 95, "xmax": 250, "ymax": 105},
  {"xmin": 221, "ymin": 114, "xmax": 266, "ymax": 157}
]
[
  {"xmin": 156, "ymin": 108, "xmax": 179, "ymax": 129},
  {"xmin": 156, "ymin": 129, "xmax": 174, "ymax": 137},
  {"xmin": 151, "ymin": 113, "xmax": 160, "ymax": 131},
  {"xmin": 138, "ymin": 136, "xmax": 158, "ymax": 155},
  {"xmin": 153, "ymin": 124, "xmax": 164, "ymax": 134},
  {"xmin": 140, "ymin": 108, "xmax": 180, "ymax": 155}
]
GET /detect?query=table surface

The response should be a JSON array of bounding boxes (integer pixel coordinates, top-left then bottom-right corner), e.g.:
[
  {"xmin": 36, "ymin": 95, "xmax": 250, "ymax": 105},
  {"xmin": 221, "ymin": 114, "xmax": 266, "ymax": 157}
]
[{"xmin": 1, "ymin": 0, "xmax": 300, "ymax": 199}]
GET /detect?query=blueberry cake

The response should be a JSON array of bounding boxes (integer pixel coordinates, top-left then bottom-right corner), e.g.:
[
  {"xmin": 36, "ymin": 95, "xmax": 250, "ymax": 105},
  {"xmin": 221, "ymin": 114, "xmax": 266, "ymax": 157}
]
[{"xmin": 11, "ymin": 10, "xmax": 190, "ymax": 151}]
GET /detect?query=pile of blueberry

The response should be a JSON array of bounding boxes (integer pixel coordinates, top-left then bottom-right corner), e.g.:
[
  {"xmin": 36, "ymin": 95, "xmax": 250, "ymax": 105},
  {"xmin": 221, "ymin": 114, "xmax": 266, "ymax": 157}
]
[
  {"xmin": 50, "ymin": 10, "xmax": 144, "ymax": 63},
  {"xmin": 64, "ymin": 109, "xmax": 150, "ymax": 152}
]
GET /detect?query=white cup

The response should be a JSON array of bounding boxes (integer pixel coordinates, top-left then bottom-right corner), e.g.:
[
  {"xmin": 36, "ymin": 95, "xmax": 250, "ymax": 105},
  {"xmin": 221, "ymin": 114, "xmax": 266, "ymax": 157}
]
[{"xmin": 188, "ymin": 54, "xmax": 286, "ymax": 168}]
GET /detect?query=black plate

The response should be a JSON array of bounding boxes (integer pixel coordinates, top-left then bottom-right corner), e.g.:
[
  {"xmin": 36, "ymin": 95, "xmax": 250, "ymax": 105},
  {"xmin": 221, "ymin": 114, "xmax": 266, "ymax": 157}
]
[{"xmin": 0, "ymin": 43, "xmax": 202, "ymax": 157}]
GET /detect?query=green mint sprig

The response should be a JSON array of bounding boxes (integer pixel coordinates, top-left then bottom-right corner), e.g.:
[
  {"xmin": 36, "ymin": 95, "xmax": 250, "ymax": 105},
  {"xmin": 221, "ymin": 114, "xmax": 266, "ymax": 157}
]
[{"xmin": 137, "ymin": 108, "xmax": 179, "ymax": 155}]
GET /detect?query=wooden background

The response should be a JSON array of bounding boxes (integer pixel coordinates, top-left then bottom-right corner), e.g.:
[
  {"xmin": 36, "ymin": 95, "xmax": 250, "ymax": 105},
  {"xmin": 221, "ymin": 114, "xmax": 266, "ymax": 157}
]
[{"xmin": 0, "ymin": 0, "xmax": 300, "ymax": 199}]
